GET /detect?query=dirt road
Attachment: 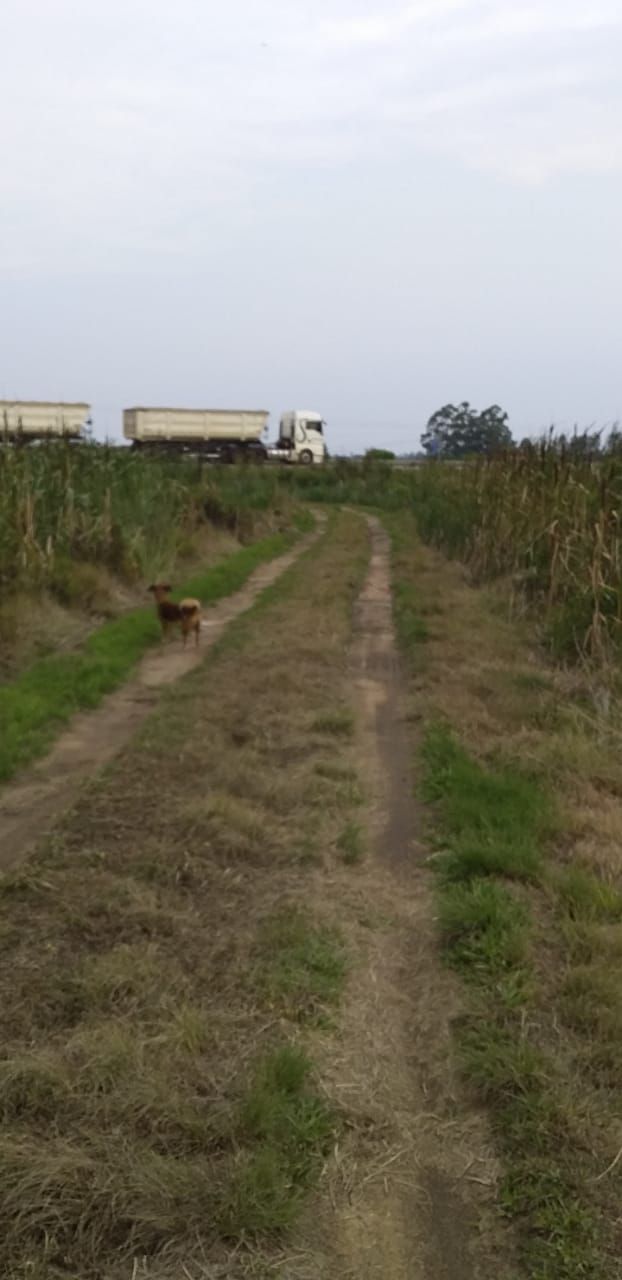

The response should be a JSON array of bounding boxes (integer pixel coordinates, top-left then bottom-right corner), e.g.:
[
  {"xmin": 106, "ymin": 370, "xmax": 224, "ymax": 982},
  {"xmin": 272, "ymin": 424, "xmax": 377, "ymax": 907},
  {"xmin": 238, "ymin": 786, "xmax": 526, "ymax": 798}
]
[
  {"xmin": 0, "ymin": 523, "xmax": 321, "ymax": 870},
  {"xmin": 293, "ymin": 516, "xmax": 515, "ymax": 1279},
  {"xmin": 0, "ymin": 509, "xmax": 516, "ymax": 1279}
]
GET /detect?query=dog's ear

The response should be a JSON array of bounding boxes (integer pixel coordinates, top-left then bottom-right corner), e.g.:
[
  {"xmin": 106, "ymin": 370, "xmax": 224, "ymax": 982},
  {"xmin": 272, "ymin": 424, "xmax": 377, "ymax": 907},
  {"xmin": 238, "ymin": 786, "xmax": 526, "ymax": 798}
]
[{"xmin": 162, "ymin": 583, "xmax": 172, "ymax": 592}]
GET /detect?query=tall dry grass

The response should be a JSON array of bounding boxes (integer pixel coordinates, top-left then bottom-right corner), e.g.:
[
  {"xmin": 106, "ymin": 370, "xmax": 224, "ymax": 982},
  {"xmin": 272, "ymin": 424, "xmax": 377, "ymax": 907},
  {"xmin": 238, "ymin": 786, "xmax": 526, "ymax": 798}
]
[
  {"xmin": 410, "ymin": 445, "xmax": 622, "ymax": 661},
  {"xmin": 0, "ymin": 443, "xmax": 297, "ymax": 599},
  {"xmin": 0, "ymin": 443, "xmax": 206, "ymax": 593}
]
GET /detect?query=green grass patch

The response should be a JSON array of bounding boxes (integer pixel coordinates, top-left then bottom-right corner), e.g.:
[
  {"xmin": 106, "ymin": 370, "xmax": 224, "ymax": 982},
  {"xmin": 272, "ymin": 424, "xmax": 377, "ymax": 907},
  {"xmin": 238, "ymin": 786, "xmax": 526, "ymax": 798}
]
[
  {"xmin": 223, "ymin": 1045, "xmax": 334, "ymax": 1236},
  {"xmin": 336, "ymin": 820, "xmax": 365, "ymax": 864},
  {"xmin": 257, "ymin": 909, "xmax": 346, "ymax": 1023},
  {"xmin": 179, "ymin": 529, "xmax": 296, "ymax": 602},
  {"xmin": 424, "ymin": 745, "xmax": 608, "ymax": 1268},
  {"xmin": 439, "ymin": 879, "xmax": 529, "ymax": 978},
  {"xmin": 553, "ymin": 866, "xmax": 622, "ymax": 923},
  {"xmin": 0, "ymin": 530, "xmax": 296, "ymax": 783},
  {"xmin": 457, "ymin": 1016, "xmax": 609, "ymax": 1279},
  {"xmin": 559, "ymin": 962, "xmax": 622, "ymax": 1086},
  {"xmin": 422, "ymin": 722, "xmax": 551, "ymax": 882},
  {"xmin": 387, "ymin": 515, "xmax": 617, "ymax": 1278},
  {"xmin": 561, "ymin": 963, "xmax": 622, "ymax": 1036},
  {"xmin": 392, "ymin": 578, "xmax": 429, "ymax": 650}
]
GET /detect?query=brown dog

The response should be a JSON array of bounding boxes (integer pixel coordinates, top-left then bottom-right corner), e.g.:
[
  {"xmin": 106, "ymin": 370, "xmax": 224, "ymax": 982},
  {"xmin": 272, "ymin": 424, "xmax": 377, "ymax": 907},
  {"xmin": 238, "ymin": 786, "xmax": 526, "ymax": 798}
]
[{"xmin": 148, "ymin": 583, "xmax": 201, "ymax": 646}]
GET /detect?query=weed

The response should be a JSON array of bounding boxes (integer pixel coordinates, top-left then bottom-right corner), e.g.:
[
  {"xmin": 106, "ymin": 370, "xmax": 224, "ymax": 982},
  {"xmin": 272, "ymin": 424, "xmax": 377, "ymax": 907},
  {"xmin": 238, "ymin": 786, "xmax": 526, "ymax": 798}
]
[
  {"xmin": 459, "ymin": 1020, "xmax": 547, "ymax": 1106},
  {"xmin": 314, "ymin": 761, "xmax": 358, "ymax": 782},
  {"xmin": 336, "ymin": 820, "xmax": 364, "ymax": 864},
  {"xmin": 311, "ymin": 710, "xmax": 355, "ymax": 738},
  {"xmin": 224, "ymin": 1047, "xmax": 333, "ymax": 1236},
  {"xmin": 422, "ymin": 723, "xmax": 550, "ymax": 882},
  {"xmin": 553, "ymin": 866, "xmax": 622, "ymax": 923},
  {"xmin": 392, "ymin": 579, "xmax": 429, "ymax": 651},
  {"xmin": 258, "ymin": 909, "xmax": 346, "ymax": 1022},
  {"xmin": 512, "ymin": 670, "xmax": 554, "ymax": 693},
  {"xmin": 560, "ymin": 964, "xmax": 622, "ymax": 1040},
  {"xmin": 439, "ymin": 879, "xmax": 528, "ymax": 977}
]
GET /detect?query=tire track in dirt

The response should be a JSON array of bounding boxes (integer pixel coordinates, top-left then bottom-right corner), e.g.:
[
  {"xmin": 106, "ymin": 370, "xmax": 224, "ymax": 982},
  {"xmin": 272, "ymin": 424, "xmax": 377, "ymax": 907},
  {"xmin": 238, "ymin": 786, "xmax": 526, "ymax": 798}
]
[
  {"xmin": 306, "ymin": 516, "xmax": 516, "ymax": 1279},
  {"xmin": 0, "ymin": 522, "xmax": 322, "ymax": 871}
]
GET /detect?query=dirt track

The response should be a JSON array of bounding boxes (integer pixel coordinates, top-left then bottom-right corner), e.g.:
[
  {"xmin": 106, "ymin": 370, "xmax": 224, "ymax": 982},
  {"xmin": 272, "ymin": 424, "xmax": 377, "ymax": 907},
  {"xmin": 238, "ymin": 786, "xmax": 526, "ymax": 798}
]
[
  {"xmin": 0, "ymin": 524, "xmax": 320, "ymax": 870},
  {"xmin": 0, "ymin": 510, "xmax": 517, "ymax": 1278},
  {"xmin": 294, "ymin": 516, "xmax": 515, "ymax": 1279}
]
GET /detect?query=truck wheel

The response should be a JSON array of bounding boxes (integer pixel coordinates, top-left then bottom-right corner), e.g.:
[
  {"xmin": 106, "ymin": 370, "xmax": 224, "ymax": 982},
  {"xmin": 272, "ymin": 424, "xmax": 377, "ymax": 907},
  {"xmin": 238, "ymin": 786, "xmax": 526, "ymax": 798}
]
[{"xmin": 299, "ymin": 449, "xmax": 313, "ymax": 465}]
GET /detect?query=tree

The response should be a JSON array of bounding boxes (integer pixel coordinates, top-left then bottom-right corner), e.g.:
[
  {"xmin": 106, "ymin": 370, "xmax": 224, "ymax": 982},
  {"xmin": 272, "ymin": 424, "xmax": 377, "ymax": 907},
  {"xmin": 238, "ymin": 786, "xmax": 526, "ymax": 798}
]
[
  {"xmin": 365, "ymin": 447, "xmax": 395, "ymax": 461},
  {"xmin": 422, "ymin": 402, "xmax": 512, "ymax": 459}
]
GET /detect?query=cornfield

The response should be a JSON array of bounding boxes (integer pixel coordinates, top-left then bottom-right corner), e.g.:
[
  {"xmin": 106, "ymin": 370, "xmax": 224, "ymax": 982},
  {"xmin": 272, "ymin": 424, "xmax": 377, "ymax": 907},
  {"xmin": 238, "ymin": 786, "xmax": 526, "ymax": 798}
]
[
  {"xmin": 280, "ymin": 449, "xmax": 622, "ymax": 662},
  {"xmin": 5, "ymin": 441, "xmax": 619, "ymax": 662},
  {"xmin": 0, "ymin": 444, "xmax": 292, "ymax": 597},
  {"xmin": 0, "ymin": 443, "xmax": 210, "ymax": 594},
  {"xmin": 409, "ymin": 446, "xmax": 622, "ymax": 660}
]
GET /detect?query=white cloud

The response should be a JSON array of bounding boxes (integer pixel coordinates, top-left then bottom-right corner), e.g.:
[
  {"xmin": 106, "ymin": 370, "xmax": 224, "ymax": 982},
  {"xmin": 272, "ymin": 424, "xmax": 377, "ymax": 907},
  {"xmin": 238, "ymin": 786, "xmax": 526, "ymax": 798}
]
[
  {"xmin": 315, "ymin": 1, "xmax": 473, "ymax": 48},
  {"xmin": 0, "ymin": 0, "xmax": 621, "ymax": 272}
]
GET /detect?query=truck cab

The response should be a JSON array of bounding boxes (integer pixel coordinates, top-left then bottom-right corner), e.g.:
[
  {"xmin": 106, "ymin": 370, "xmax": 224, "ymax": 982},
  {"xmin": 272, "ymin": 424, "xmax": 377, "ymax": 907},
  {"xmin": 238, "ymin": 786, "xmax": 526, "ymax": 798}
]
[{"xmin": 276, "ymin": 410, "xmax": 326, "ymax": 464}]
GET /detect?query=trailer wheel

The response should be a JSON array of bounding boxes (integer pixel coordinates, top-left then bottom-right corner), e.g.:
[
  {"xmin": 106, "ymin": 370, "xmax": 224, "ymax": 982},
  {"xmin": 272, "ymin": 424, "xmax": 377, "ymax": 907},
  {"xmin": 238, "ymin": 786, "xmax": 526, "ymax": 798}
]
[{"xmin": 299, "ymin": 449, "xmax": 313, "ymax": 465}]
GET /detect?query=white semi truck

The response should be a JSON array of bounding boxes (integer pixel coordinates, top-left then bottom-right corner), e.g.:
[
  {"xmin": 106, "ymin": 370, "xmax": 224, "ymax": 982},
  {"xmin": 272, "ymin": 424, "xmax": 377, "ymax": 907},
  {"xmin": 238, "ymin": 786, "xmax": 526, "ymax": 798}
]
[
  {"xmin": 269, "ymin": 410, "xmax": 326, "ymax": 465},
  {"xmin": 0, "ymin": 400, "xmax": 91, "ymax": 442},
  {"xmin": 124, "ymin": 406, "xmax": 326, "ymax": 464}
]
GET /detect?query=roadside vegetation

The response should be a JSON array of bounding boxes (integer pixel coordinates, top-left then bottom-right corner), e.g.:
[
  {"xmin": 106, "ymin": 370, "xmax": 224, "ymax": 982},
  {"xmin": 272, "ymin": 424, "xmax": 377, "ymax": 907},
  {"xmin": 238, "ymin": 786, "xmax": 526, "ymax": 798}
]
[
  {"xmin": 6, "ymin": 435, "xmax": 622, "ymax": 1276},
  {"xmin": 407, "ymin": 445, "xmax": 622, "ymax": 662},
  {"xmin": 0, "ymin": 442, "xmax": 316, "ymax": 781},
  {"xmin": 388, "ymin": 509, "xmax": 622, "ymax": 1278},
  {"xmin": 0, "ymin": 442, "xmax": 304, "ymax": 677},
  {"xmin": 286, "ymin": 444, "xmax": 622, "ymax": 664},
  {"xmin": 7, "ymin": 440, "xmax": 622, "ymax": 669},
  {"xmin": 0, "ymin": 529, "xmax": 302, "ymax": 784},
  {"xmin": 0, "ymin": 510, "xmax": 368, "ymax": 1279}
]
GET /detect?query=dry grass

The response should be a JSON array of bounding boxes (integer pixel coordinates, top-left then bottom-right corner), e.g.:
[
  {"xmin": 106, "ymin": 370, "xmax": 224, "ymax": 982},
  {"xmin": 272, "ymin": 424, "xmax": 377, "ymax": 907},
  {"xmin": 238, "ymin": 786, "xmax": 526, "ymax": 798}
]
[
  {"xmin": 0, "ymin": 511, "xmax": 370, "ymax": 1279},
  {"xmin": 410, "ymin": 447, "xmax": 622, "ymax": 662},
  {"xmin": 388, "ymin": 509, "xmax": 622, "ymax": 1275}
]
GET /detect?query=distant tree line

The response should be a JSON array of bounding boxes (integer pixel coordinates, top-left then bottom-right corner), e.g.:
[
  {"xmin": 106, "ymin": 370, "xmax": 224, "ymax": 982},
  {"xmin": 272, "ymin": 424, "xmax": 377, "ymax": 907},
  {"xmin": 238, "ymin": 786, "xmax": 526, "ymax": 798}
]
[{"xmin": 419, "ymin": 402, "xmax": 622, "ymax": 461}]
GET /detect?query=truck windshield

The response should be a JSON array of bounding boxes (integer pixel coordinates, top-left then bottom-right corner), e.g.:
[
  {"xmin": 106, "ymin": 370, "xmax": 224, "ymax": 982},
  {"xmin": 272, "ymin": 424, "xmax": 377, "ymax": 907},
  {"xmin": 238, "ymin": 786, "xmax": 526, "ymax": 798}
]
[{"xmin": 306, "ymin": 421, "xmax": 323, "ymax": 434}]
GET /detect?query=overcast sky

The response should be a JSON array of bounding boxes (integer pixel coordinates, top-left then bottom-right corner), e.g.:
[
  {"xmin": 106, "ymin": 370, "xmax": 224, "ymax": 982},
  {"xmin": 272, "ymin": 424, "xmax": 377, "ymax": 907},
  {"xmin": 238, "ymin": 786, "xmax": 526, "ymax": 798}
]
[{"xmin": 1, "ymin": 1, "xmax": 620, "ymax": 452}]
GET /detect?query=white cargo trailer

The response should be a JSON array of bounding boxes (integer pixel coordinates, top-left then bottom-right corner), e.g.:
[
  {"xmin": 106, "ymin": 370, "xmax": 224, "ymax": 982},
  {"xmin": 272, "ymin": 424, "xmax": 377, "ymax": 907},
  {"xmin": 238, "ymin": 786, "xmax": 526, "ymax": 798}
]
[
  {"xmin": 123, "ymin": 405, "xmax": 327, "ymax": 464},
  {"xmin": 0, "ymin": 400, "xmax": 91, "ymax": 442},
  {"xmin": 123, "ymin": 407, "xmax": 269, "ymax": 461}
]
